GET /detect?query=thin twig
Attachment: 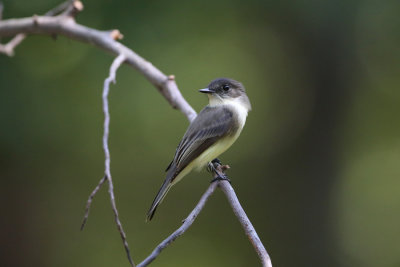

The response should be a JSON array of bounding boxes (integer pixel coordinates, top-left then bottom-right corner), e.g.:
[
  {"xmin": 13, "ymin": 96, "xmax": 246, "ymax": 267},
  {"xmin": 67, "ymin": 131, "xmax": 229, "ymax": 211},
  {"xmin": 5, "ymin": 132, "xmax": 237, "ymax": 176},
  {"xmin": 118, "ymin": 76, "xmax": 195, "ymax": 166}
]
[
  {"xmin": 0, "ymin": 0, "xmax": 77, "ymax": 56},
  {"xmin": 60, "ymin": 0, "xmax": 83, "ymax": 17},
  {"xmin": 80, "ymin": 175, "xmax": 107, "ymax": 230},
  {"xmin": 45, "ymin": 0, "xmax": 76, "ymax": 16},
  {"xmin": 100, "ymin": 54, "xmax": 134, "ymax": 267},
  {"xmin": 137, "ymin": 182, "xmax": 219, "ymax": 267},
  {"xmin": 0, "ymin": 33, "xmax": 24, "ymax": 56}
]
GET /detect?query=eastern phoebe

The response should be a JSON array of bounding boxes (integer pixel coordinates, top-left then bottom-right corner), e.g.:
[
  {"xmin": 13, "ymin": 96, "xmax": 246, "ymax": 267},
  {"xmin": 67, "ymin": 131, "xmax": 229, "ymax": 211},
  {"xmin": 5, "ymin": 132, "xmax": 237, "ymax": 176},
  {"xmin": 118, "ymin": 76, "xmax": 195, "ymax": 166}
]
[{"xmin": 147, "ymin": 78, "xmax": 251, "ymax": 221}]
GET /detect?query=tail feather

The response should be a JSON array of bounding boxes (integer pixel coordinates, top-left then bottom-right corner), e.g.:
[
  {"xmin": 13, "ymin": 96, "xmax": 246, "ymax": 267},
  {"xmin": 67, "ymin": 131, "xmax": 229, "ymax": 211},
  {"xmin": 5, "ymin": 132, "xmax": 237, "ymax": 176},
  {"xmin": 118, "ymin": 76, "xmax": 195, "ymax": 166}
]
[{"xmin": 146, "ymin": 171, "xmax": 175, "ymax": 221}]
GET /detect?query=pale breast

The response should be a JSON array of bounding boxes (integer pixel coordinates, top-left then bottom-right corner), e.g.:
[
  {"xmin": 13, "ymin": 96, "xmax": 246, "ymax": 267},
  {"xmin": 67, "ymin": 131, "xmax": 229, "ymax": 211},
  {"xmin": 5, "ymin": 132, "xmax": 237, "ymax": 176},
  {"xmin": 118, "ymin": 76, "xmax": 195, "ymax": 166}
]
[{"xmin": 193, "ymin": 101, "xmax": 248, "ymax": 170}]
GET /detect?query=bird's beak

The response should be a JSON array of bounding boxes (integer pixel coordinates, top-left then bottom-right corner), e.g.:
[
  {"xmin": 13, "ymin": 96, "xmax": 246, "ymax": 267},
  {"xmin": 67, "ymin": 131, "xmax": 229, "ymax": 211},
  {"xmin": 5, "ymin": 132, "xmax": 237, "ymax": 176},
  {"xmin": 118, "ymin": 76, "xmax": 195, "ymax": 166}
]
[{"xmin": 198, "ymin": 88, "xmax": 214, "ymax": 94}]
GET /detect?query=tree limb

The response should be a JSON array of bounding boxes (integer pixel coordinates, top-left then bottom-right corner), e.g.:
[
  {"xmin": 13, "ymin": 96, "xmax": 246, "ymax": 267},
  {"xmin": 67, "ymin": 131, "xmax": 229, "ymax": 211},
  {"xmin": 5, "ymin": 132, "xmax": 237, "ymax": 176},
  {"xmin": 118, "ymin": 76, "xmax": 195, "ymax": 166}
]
[
  {"xmin": 0, "ymin": 2, "xmax": 196, "ymax": 122},
  {"xmin": 0, "ymin": 0, "xmax": 79, "ymax": 56},
  {"xmin": 138, "ymin": 182, "xmax": 219, "ymax": 267},
  {"xmin": 0, "ymin": 1, "xmax": 272, "ymax": 266},
  {"xmin": 219, "ymin": 181, "xmax": 272, "ymax": 267},
  {"xmin": 80, "ymin": 175, "xmax": 106, "ymax": 231},
  {"xmin": 79, "ymin": 53, "xmax": 135, "ymax": 266},
  {"xmin": 137, "ymin": 164, "xmax": 272, "ymax": 267},
  {"xmin": 101, "ymin": 54, "xmax": 135, "ymax": 267}
]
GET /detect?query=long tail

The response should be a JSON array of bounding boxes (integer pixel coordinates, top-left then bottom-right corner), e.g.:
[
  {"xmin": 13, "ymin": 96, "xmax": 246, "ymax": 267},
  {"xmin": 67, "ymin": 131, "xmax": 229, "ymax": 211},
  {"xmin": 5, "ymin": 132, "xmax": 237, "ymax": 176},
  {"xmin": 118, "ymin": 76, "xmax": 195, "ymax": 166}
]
[{"xmin": 146, "ymin": 176, "xmax": 173, "ymax": 221}]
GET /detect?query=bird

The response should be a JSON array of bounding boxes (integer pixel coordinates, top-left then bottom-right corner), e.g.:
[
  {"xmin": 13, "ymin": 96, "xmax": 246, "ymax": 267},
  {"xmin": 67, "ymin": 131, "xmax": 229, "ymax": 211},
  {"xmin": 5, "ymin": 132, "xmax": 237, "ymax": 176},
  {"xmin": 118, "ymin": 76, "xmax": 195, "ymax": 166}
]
[{"xmin": 146, "ymin": 78, "xmax": 251, "ymax": 221}]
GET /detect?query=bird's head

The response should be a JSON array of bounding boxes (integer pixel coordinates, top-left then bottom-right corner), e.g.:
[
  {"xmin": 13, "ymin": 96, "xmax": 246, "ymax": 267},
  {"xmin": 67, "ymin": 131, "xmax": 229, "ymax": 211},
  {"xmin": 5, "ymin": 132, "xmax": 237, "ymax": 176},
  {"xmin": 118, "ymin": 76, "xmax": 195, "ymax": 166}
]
[{"xmin": 199, "ymin": 78, "xmax": 251, "ymax": 111}]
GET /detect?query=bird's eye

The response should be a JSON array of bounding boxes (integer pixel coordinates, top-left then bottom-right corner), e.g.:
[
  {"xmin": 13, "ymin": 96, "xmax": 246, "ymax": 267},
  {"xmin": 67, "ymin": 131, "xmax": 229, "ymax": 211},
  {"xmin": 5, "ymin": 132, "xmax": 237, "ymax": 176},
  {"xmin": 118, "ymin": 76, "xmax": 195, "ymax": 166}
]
[{"xmin": 222, "ymin": 84, "xmax": 230, "ymax": 91}]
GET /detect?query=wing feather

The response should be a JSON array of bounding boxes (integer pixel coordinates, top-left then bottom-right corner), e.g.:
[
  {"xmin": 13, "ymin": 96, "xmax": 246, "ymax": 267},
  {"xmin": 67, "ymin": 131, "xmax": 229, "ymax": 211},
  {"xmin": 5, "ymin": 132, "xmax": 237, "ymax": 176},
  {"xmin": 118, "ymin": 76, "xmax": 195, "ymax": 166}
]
[
  {"xmin": 151, "ymin": 105, "xmax": 236, "ymax": 220},
  {"xmin": 170, "ymin": 106, "xmax": 235, "ymax": 178}
]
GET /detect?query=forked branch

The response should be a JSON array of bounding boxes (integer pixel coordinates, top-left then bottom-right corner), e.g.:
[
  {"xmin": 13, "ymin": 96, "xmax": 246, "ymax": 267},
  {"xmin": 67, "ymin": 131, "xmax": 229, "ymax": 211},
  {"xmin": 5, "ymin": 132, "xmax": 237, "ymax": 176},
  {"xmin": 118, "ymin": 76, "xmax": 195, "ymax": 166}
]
[
  {"xmin": 137, "ymin": 164, "xmax": 272, "ymax": 267},
  {"xmin": 0, "ymin": 1, "xmax": 196, "ymax": 122}
]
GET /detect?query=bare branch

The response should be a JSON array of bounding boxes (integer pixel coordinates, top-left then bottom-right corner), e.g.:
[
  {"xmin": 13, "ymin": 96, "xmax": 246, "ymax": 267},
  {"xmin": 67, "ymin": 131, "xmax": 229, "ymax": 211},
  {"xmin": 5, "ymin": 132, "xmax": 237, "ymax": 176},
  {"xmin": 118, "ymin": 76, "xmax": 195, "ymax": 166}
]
[
  {"xmin": 80, "ymin": 175, "xmax": 107, "ymax": 230},
  {"xmin": 0, "ymin": 12, "xmax": 196, "ymax": 122},
  {"xmin": 81, "ymin": 54, "xmax": 135, "ymax": 266},
  {"xmin": 219, "ymin": 181, "xmax": 272, "ymax": 267},
  {"xmin": 81, "ymin": 54, "xmax": 135, "ymax": 267},
  {"xmin": 138, "ymin": 164, "xmax": 272, "ymax": 267},
  {"xmin": 0, "ymin": 0, "xmax": 77, "ymax": 56},
  {"xmin": 0, "ymin": 33, "xmax": 24, "ymax": 56},
  {"xmin": 103, "ymin": 54, "xmax": 126, "ymax": 180},
  {"xmin": 138, "ymin": 182, "xmax": 219, "ymax": 267},
  {"xmin": 100, "ymin": 54, "xmax": 135, "ymax": 267},
  {"xmin": 60, "ymin": 0, "xmax": 84, "ymax": 17},
  {"xmin": 45, "ymin": 0, "xmax": 77, "ymax": 17}
]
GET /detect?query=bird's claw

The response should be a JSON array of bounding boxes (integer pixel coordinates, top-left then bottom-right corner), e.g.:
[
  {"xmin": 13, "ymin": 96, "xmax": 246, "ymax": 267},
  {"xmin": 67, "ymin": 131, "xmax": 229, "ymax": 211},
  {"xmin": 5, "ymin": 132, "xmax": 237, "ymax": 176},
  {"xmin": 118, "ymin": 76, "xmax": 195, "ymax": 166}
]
[
  {"xmin": 208, "ymin": 158, "xmax": 231, "ymax": 183},
  {"xmin": 211, "ymin": 158, "xmax": 222, "ymax": 165},
  {"xmin": 207, "ymin": 162, "xmax": 214, "ymax": 173},
  {"xmin": 210, "ymin": 175, "xmax": 231, "ymax": 183},
  {"xmin": 207, "ymin": 158, "xmax": 222, "ymax": 172}
]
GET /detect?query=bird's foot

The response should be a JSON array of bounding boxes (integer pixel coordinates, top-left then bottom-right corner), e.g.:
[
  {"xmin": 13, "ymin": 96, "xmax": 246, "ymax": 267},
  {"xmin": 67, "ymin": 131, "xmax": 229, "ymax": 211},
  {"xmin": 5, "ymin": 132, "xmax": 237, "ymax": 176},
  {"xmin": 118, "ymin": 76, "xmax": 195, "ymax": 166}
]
[
  {"xmin": 208, "ymin": 158, "xmax": 231, "ymax": 183},
  {"xmin": 207, "ymin": 158, "xmax": 222, "ymax": 172},
  {"xmin": 210, "ymin": 175, "xmax": 231, "ymax": 183},
  {"xmin": 207, "ymin": 162, "xmax": 214, "ymax": 173},
  {"xmin": 207, "ymin": 158, "xmax": 222, "ymax": 173},
  {"xmin": 211, "ymin": 158, "xmax": 222, "ymax": 165}
]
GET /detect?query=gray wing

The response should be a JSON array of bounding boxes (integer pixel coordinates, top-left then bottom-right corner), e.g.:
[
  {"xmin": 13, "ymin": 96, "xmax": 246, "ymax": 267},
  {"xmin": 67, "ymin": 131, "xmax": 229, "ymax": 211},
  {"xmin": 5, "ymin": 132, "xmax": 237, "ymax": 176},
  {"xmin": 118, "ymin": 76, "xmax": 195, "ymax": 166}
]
[
  {"xmin": 166, "ymin": 106, "xmax": 236, "ymax": 180},
  {"xmin": 147, "ymin": 106, "xmax": 235, "ymax": 221}
]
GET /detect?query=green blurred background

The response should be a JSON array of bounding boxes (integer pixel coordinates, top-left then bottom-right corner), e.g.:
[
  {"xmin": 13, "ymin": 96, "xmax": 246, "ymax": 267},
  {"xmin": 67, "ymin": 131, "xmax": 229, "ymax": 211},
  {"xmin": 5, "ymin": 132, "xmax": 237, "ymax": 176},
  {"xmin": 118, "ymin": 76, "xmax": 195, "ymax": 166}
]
[{"xmin": 1, "ymin": 0, "xmax": 400, "ymax": 266}]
